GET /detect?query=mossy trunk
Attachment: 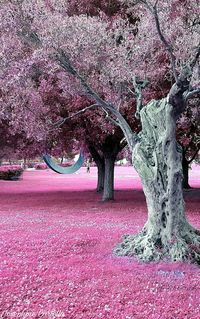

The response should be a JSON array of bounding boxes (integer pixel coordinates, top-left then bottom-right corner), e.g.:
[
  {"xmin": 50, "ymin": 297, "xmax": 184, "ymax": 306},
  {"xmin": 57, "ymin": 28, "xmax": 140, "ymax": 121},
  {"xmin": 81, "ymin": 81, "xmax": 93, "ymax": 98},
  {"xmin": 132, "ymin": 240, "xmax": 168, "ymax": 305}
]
[{"xmin": 115, "ymin": 98, "xmax": 200, "ymax": 264}]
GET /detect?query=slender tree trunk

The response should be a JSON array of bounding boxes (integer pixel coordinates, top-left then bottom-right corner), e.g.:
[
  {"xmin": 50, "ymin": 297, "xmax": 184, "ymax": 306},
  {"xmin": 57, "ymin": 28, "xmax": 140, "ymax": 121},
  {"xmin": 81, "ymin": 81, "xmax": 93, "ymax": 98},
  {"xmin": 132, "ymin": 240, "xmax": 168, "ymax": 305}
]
[
  {"xmin": 23, "ymin": 158, "xmax": 27, "ymax": 169},
  {"xmin": 102, "ymin": 156, "xmax": 115, "ymax": 201},
  {"xmin": 182, "ymin": 150, "xmax": 191, "ymax": 189},
  {"xmin": 88, "ymin": 145, "xmax": 105, "ymax": 193},
  {"xmin": 60, "ymin": 156, "xmax": 64, "ymax": 165},
  {"xmin": 115, "ymin": 98, "xmax": 200, "ymax": 263},
  {"xmin": 97, "ymin": 161, "xmax": 105, "ymax": 193}
]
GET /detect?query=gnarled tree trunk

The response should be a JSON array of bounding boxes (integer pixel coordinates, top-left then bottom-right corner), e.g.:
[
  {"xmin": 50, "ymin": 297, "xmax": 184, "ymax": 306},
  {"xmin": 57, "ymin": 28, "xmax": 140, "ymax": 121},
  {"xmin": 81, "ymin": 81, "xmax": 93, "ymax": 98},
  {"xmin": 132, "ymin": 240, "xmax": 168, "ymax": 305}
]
[
  {"xmin": 115, "ymin": 98, "xmax": 200, "ymax": 263},
  {"xmin": 55, "ymin": 44, "xmax": 200, "ymax": 264}
]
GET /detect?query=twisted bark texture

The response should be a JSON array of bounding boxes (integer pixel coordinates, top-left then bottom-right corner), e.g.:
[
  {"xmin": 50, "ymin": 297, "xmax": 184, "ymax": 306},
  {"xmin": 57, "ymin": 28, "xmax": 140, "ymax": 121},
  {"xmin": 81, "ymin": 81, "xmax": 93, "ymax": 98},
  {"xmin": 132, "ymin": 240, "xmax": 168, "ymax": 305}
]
[{"xmin": 114, "ymin": 97, "xmax": 200, "ymax": 264}]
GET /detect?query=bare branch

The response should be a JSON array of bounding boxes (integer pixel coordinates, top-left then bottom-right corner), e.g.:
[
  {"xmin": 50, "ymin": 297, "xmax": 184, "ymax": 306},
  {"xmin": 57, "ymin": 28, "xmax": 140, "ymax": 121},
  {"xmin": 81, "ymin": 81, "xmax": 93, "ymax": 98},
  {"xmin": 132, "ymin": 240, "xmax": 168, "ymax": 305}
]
[
  {"xmin": 142, "ymin": 0, "xmax": 178, "ymax": 82},
  {"xmin": 188, "ymin": 146, "xmax": 200, "ymax": 164},
  {"xmin": 101, "ymin": 107, "xmax": 120, "ymax": 127},
  {"xmin": 106, "ymin": 116, "xmax": 120, "ymax": 127},
  {"xmin": 143, "ymin": 1, "xmax": 200, "ymax": 85},
  {"xmin": 132, "ymin": 76, "xmax": 149, "ymax": 119},
  {"xmin": 153, "ymin": 6, "xmax": 178, "ymax": 82},
  {"xmin": 52, "ymin": 104, "xmax": 98, "ymax": 128},
  {"xmin": 153, "ymin": 0, "xmax": 159, "ymax": 8},
  {"xmin": 184, "ymin": 88, "xmax": 200, "ymax": 102},
  {"xmin": 127, "ymin": 87, "xmax": 135, "ymax": 96},
  {"xmin": 119, "ymin": 137, "xmax": 127, "ymax": 151},
  {"xmin": 190, "ymin": 42, "xmax": 200, "ymax": 70}
]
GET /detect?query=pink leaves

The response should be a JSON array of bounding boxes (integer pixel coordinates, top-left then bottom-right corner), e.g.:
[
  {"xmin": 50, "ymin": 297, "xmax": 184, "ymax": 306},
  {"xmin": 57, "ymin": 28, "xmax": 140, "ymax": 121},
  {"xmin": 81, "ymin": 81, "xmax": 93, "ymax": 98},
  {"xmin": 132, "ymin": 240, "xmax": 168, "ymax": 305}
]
[
  {"xmin": 0, "ymin": 165, "xmax": 23, "ymax": 180},
  {"xmin": 34, "ymin": 163, "xmax": 48, "ymax": 170}
]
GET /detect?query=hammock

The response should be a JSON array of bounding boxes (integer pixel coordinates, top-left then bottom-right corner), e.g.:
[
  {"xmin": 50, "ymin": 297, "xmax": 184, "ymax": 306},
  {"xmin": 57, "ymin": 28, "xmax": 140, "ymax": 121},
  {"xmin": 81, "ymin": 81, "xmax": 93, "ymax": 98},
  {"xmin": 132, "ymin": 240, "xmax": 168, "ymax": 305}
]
[{"xmin": 43, "ymin": 152, "xmax": 84, "ymax": 174}]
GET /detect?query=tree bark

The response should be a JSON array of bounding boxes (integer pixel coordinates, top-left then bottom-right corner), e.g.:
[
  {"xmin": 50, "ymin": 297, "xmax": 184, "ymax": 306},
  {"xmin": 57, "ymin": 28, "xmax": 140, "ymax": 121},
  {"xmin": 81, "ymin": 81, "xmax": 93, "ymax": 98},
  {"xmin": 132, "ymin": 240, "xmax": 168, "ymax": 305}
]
[
  {"xmin": 102, "ymin": 156, "xmax": 115, "ymax": 201},
  {"xmin": 23, "ymin": 158, "xmax": 27, "ymax": 169},
  {"xmin": 101, "ymin": 135, "xmax": 122, "ymax": 201},
  {"xmin": 88, "ymin": 145, "xmax": 105, "ymax": 193},
  {"xmin": 88, "ymin": 136, "xmax": 122, "ymax": 200},
  {"xmin": 56, "ymin": 42, "xmax": 200, "ymax": 263},
  {"xmin": 182, "ymin": 150, "xmax": 191, "ymax": 189},
  {"xmin": 114, "ymin": 98, "xmax": 200, "ymax": 264},
  {"xmin": 97, "ymin": 161, "xmax": 105, "ymax": 193}
]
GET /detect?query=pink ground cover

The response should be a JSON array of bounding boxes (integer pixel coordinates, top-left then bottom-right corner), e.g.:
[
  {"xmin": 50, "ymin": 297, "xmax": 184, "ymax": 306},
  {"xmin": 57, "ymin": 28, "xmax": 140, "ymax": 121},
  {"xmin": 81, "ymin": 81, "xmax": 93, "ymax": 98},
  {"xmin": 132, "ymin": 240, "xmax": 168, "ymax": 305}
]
[{"xmin": 0, "ymin": 165, "xmax": 200, "ymax": 319}]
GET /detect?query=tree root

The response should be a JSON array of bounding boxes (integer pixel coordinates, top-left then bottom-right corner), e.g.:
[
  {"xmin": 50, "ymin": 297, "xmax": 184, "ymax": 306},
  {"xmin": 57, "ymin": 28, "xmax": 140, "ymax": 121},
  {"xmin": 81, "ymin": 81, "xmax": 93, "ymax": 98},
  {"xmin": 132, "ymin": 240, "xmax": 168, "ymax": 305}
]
[{"xmin": 114, "ymin": 225, "xmax": 200, "ymax": 265}]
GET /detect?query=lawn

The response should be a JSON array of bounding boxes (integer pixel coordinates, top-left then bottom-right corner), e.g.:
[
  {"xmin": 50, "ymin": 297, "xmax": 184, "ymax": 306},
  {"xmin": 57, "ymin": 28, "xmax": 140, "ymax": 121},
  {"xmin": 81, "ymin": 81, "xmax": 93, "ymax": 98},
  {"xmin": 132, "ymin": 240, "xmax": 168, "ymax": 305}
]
[{"xmin": 0, "ymin": 166, "xmax": 200, "ymax": 319}]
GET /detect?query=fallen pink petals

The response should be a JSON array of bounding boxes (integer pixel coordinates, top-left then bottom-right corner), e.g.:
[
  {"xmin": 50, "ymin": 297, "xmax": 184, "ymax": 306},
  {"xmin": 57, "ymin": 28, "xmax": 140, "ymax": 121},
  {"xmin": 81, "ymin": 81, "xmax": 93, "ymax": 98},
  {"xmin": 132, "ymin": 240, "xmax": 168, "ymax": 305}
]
[{"xmin": 0, "ymin": 166, "xmax": 199, "ymax": 319}]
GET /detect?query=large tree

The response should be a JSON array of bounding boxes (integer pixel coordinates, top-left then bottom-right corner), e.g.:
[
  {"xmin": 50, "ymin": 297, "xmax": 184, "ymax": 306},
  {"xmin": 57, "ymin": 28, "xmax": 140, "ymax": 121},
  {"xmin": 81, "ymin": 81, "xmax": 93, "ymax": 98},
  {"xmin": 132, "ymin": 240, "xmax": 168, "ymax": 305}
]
[{"xmin": 51, "ymin": 0, "xmax": 200, "ymax": 263}]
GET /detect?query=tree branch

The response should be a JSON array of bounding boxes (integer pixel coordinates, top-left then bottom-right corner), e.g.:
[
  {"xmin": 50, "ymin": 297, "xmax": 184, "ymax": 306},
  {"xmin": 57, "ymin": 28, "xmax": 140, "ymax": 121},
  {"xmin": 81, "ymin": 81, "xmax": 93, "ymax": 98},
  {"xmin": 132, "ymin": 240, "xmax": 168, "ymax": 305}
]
[
  {"xmin": 188, "ymin": 146, "xmax": 200, "ymax": 164},
  {"xmin": 119, "ymin": 137, "xmax": 127, "ymax": 151},
  {"xmin": 132, "ymin": 76, "xmax": 149, "ymax": 119},
  {"xmin": 190, "ymin": 42, "xmax": 200, "ymax": 70},
  {"xmin": 142, "ymin": 0, "xmax": 178, "ymax": 82},
  {"xmin": 184, "ymin": 89, "xmax": 200, "ymax": 102},
  {"xmin": 54, "ymin": 49, "xmax": 137, "ymax": 150},
  {"xmin": 88, "ymin": 145, "xmax": 104, "ymax": 167},
  {"xmin": 100, "ymin": 107, "xmax": 121, "ymax": 127},
  {"xmin": 52, "ymin": 104, "xmax": 98, "ymax": 128}
]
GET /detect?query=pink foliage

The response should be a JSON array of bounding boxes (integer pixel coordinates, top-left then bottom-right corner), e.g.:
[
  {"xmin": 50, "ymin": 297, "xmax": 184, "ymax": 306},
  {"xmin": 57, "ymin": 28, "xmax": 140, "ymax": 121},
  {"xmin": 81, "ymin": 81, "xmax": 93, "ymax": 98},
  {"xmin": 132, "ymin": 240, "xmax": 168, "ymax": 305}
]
[
  {"xmin": 0, "ymin": 166, "xmax": 200, "ymax": 318},
  {"xmin": 0, "ymin": 165, "xmax": 23, "ymax": 180},
  {"xmin": 0, "ymin": 0, "xmax": 199, "ymax": 161},
  {"xmin": 34, "ymin": 163, "xmax": 47, "ymax": 170},
  {"xmin": 0, "ymin": 165, "xmax": 22, "ymax": 171}
]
